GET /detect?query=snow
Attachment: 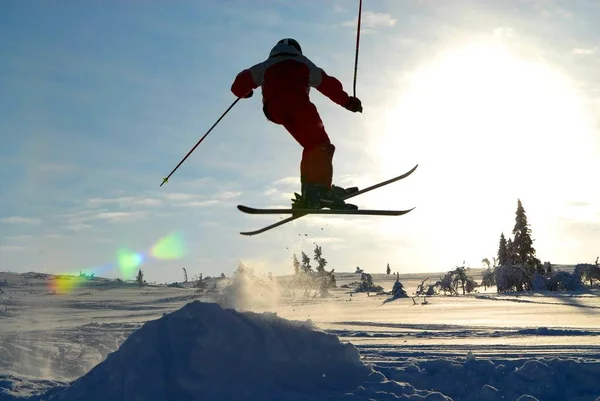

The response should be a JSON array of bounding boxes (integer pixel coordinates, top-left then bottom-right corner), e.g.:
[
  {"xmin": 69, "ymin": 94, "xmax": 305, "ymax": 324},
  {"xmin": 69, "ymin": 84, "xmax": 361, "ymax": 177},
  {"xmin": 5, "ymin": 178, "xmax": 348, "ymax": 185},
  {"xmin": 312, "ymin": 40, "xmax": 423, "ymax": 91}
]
[{"xmin": 1, "ymin": 270, "xmax": 599, "ymax": 401}]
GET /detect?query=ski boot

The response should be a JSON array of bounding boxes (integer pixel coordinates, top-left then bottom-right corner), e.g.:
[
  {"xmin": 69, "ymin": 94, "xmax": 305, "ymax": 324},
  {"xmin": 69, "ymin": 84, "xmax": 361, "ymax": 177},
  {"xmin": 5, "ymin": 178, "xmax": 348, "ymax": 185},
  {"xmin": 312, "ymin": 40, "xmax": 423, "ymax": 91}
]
[
  {"xmin": 291, "ymin": 183, "xmax": 359, "ymax": 212},
  {"xmin": 322, "ymin": 184, "xmax": 359, "ymax": 210},
  {"xmin": 291, "ymin": 183, "xmax": 328, "ymax": 211}
]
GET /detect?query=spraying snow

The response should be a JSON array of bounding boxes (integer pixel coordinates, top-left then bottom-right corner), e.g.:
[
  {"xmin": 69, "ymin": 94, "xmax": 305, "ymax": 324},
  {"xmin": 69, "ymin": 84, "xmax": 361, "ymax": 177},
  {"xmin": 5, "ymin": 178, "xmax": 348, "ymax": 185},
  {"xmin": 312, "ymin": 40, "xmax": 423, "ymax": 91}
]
[{"xmin": 216, "ymin": 262, "xmax": 281, "ymax": 312}]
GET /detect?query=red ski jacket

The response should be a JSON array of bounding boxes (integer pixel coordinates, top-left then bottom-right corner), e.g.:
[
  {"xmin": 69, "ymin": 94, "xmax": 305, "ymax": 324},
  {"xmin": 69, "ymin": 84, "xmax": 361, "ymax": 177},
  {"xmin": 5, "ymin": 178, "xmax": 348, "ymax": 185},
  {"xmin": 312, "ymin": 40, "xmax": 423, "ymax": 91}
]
[{"xmin": 231, "ymin": 44, "xmax": 351, "ymax": 109}]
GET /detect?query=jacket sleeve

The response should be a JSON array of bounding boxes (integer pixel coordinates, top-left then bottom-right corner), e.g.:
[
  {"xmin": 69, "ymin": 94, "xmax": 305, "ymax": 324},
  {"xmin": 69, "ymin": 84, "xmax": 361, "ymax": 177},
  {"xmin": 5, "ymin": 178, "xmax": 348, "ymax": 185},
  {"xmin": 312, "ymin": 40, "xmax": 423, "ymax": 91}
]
[
  {"xmin": 231, "ymin": 69, "xmax": 259, "ymax": 98},
  {"xmin": 314, "ymin": 69, "xmax": 350, "ymax": 107}
]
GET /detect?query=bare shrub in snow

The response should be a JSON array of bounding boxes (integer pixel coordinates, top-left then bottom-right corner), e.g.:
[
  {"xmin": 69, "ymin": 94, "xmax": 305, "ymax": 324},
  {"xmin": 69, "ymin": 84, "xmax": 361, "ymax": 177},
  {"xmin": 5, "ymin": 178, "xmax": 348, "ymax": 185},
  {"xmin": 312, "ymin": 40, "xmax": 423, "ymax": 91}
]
[
  {"xmin": 415, "ymin": 277, "xmax": 436, "ymax": 296},
  {"xmin": 433, "ymin": 265, "xmax": 478, "ymax": 296},
  {"xmin": 452, "ymin": 265, "xmax": 477, "ymax": 295},
  {"xmin": 436, "ymin": 271, "xmax": 456, "ymax": 295},
  {"xmin": 453, "ymin": 266, "xmax": 469, "ymax": 294},
  {"xmin": 481, "ymin": 268, "xmax": 496, "ymax": 290},
  {"xmin": 480, "ymin": 258, "xmax": 498, "ymax": 291}
]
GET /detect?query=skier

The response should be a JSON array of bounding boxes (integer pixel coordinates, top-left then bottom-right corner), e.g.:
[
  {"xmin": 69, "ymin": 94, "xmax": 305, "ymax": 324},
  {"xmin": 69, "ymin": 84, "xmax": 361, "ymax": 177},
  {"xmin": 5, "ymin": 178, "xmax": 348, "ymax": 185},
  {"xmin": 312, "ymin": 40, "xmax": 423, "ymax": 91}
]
[{"xmin": 231, "ymin": 38, "xmax": 363, "ymax": 210}]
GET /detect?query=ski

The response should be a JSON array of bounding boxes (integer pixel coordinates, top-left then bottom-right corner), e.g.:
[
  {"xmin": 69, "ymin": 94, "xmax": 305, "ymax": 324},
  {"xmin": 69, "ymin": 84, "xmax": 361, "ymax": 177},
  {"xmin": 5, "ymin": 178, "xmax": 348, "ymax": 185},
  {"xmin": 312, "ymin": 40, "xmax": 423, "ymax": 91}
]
[
  {"xmin": 238, "ymin": 164, "xmax": 418, "ymax": 236},
  {"xmin": 238, "ymin": 205, "xmax": 415, "ymax": 216}
]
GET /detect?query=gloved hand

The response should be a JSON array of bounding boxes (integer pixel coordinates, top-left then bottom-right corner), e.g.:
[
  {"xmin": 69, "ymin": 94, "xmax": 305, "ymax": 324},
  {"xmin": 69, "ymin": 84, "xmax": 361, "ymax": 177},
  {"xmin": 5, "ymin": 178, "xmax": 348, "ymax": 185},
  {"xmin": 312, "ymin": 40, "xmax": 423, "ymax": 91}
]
[
  {"xmin": 243, "ymin": 90, "xmax": 254, "ymax": 99},
  {"xmin": 344, "ymin": 96, "xmax": 362, "ymax": 113}
]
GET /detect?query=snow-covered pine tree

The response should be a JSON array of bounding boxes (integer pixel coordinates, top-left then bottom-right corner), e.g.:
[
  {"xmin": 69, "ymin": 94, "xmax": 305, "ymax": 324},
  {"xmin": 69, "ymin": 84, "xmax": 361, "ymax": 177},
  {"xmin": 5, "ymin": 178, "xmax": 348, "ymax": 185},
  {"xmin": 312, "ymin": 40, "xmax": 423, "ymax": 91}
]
[
  {"xmin": 506, "ymin": 238, "xmax": 516, "ymax": 264},
  {"xmin": 292, "ymin": 254, "xmax": 300, "ymax": 275},
  {"xmin": 301, "ymin": 252, "xmax": 312, "ymax": 274},
  {"xmin": 313, "ymin": 245, "xmax": 327, "ymax": 274},
  {"xmin": 136, "ymin": 269, "xmax": 144, "ymax": 286},
  {"xmin": 391, "ymin": 275, "xmax": 407, "ymax": 298},
  {"xmin": 512, "ymin": 199, "xmax": 542, "ymax": 274},
  {"xmin": 498, "ymin": 233, "xmax": 508, "ymax": 265}
]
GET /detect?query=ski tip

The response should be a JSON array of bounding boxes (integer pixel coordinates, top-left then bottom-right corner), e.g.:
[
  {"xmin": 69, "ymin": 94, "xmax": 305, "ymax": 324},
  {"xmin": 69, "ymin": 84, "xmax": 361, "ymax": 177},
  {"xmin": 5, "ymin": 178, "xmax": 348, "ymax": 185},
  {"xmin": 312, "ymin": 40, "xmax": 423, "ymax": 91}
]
[{"xmin": 237, "ymin": 205, "xmax": 253, "ymax": 213}]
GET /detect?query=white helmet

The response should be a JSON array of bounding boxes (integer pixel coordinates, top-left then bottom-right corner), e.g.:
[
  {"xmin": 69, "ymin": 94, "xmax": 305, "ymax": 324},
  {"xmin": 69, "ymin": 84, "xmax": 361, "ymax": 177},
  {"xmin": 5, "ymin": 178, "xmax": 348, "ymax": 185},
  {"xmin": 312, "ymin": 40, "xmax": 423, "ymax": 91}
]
[{"xmin": 269, "ymin": 38, "xmax": 302, "ymax": 58}]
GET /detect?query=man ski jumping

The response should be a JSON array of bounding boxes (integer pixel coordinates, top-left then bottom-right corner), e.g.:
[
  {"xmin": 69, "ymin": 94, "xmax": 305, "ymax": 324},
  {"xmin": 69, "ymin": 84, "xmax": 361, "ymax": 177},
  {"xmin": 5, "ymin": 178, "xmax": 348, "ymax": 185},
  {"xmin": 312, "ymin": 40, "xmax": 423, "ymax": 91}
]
[{"xmin": 231, "ymin": 38, "xmax": 363, "ymax": 210}]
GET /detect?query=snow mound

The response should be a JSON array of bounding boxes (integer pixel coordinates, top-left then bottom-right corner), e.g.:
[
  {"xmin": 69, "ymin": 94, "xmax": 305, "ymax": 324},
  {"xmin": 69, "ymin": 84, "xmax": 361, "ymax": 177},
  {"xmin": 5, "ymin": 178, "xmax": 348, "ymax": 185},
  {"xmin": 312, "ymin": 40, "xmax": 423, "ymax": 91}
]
[
  {"xmin": 375, "ymin": 354, "xmax": 600, "ymax": 401},
  {"xmin": 44, "ymin": 301, "xmax": 436, "ymax": 401}
]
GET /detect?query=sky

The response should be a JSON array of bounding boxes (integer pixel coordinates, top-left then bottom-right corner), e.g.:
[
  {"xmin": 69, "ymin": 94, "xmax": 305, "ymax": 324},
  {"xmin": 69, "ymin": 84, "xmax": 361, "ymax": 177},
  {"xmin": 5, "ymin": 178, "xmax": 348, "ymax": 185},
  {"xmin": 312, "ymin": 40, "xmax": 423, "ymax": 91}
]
[{"xmin": 1, "ymin": 0, "xmax": 599, "ymax": 284}]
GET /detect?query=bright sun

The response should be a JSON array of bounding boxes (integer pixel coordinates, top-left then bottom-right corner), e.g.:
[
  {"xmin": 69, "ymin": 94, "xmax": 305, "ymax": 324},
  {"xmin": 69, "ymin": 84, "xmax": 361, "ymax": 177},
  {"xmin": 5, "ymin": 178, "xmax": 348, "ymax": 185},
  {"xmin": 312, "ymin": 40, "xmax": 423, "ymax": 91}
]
[{"xmin": 365, "ymin": 36, "xmax": 598, "ymax": 267}]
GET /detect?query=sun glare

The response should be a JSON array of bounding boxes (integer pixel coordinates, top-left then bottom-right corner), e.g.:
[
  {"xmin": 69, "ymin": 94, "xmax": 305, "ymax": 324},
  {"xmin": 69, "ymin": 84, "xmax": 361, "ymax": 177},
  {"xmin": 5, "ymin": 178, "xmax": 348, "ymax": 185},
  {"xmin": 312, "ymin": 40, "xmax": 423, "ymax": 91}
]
[{"xmin": 367, "ymin": 36, "xmax": 598, "ymax": 266}]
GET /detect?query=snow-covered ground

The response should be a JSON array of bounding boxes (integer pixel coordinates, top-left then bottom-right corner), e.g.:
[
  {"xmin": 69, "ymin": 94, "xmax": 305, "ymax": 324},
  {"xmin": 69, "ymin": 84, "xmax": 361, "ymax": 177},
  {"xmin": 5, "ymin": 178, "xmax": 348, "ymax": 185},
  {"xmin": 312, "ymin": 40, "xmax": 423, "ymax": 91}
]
[{"xmin": 0, "ymin": 270, "xmax": 599, "ymax": 400}]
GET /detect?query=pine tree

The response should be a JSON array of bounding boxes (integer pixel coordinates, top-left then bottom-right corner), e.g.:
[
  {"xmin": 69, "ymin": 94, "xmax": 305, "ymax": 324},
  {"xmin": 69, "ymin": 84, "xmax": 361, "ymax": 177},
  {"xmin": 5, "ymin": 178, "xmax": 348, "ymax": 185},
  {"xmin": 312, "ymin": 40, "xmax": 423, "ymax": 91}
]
[
  {"xmin": 498, "ymin": 233, "xmax": 508, "ymax": 265},
  {"xmin": 292, "ymin": 254, "xmax": 300, "ymax": 275},
  {"xmin": 313, "ymin": 245, "xmax": 327, "ymax": 274},
  {"xmin": 386, "ymin": 263, "xmax": 391, "ymax": 274},
  {"xmin": 136, "ymin": 269, "xmax": 144, "ymax": 286},
  {"xmin": 506, "ymin": 238, "xmax": 515, "ymax": 264},
  {"xmin": 301, "ymin": 252, "xmax": 312, "ymax": 273},
  {"xmin": 512, "ymin": 199, "xmax": 541, "ymax": 273}
]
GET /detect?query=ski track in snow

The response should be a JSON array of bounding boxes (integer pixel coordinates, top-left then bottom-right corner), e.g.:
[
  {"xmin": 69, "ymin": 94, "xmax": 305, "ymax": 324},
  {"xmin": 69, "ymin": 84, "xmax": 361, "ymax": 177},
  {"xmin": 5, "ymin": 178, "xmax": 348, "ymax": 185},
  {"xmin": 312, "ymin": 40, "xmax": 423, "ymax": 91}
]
[{"xmin": 0, "ymin": 271, "xmax": 599, "ymax": 401}]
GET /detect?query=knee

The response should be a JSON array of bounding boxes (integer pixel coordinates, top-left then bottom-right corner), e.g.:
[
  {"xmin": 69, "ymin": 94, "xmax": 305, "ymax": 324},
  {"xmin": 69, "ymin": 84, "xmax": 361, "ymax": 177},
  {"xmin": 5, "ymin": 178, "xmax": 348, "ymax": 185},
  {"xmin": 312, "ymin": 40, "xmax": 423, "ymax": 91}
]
[
  {"xmin": 318, "ymin": 143, "xmax": 335, "ymax": 155},
  {"xmin": 304, "ymin": 143, "xmax": 335, "ymax": 158}
]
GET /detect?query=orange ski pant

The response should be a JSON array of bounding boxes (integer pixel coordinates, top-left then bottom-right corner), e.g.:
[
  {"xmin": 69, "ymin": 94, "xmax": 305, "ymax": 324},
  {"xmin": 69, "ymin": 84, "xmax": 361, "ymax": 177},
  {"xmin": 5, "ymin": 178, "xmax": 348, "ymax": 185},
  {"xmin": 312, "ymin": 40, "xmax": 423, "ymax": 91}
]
[{"xmin": 264, "ymin": 96, "xmax": 335, "ymax": 189}]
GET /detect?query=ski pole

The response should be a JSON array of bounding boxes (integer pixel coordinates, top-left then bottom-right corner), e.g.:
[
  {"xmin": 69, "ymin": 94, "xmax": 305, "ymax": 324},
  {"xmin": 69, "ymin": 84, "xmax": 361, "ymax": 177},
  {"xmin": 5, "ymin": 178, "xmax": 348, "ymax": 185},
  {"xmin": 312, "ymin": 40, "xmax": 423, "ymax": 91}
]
[
  {"xmin": 160, "ymin": 97, "xmax": 241, "ymax": 187},
  {"xmin": 352, "ymin": 0, "xmax": 363, "ymax": 97}
]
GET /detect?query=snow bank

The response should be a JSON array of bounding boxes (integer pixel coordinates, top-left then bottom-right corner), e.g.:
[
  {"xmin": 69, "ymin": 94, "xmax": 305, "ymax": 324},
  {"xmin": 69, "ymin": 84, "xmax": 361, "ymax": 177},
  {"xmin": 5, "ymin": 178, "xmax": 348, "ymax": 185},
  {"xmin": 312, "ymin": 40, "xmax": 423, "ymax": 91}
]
[
  {"xmin": 39, "ymin": 301, "xmax": 443, "ymax": 401},
  {"xmin": 375, "ymin": 353, "xmax": 600, "ymax": 401},
  {"xmin": 3, "ymin": 298, "xmax": 598, "ymax": 401}
]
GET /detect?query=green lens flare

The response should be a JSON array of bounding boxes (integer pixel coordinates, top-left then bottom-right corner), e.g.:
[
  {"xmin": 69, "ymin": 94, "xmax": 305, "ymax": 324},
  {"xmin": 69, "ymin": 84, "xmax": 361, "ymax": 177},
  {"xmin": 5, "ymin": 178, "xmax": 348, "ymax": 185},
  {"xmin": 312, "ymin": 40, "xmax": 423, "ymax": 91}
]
[
  {"xmin": 151, "ymin": 233, "xmax": 186, "ymax": 260},
  {"xmin": 117, "ymin": 248, "xmax": 143, "ymax": 276}
]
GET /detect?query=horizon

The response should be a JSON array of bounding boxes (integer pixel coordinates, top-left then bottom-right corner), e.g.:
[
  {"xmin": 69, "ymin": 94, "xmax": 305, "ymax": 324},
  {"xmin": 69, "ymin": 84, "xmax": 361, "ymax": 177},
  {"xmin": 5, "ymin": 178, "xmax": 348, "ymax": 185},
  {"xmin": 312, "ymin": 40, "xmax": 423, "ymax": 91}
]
[
  {"xmin": 1, "ymin": 0, "xmax": 599, "ymax": 283},
  {"xmin": 0, "ymin": 262, "xmax": 584, "ymax": 283}
]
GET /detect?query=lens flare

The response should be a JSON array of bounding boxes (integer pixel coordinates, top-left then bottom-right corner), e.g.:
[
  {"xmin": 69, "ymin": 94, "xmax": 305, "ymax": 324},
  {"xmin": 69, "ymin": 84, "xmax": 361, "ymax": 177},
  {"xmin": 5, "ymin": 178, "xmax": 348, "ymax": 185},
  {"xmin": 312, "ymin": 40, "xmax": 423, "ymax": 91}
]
[
  {"xmin": 49, "ymin": 275, "xmax": 85, "ymax": 294},
  {"xmin": 117, "ymin": 248, "xmax": 143, "ymax": 277},
  {"xmin": 63, "ymin": 233, "xmax": 187, "ymax": 283},
  {"xmin": 151, "ymin": 233, "xmax": 186, "ymax": 260}
]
